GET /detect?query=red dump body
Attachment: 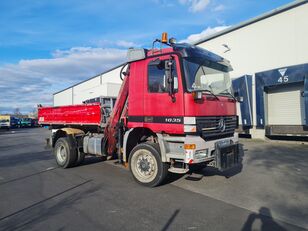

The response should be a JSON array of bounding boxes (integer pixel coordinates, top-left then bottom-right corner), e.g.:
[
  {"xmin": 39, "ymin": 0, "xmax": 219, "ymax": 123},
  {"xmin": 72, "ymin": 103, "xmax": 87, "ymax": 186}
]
[{"xmin": 38, "ymin": 103, "xmax": 102, "ymax": 126}]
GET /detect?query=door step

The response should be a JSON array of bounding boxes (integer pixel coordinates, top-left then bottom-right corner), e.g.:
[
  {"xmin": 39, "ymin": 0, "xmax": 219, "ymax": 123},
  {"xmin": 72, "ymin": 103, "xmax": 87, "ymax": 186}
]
[{"xmin": 168, "ymin": 167, "xmax": 189, "ymax": 174}]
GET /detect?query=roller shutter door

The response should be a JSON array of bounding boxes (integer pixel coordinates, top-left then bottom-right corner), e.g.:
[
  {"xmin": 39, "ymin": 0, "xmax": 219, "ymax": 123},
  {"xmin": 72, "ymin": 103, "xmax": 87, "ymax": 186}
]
[{"xmin": 267, "ymin": 85, "xmax": 305, "ymax": 125}]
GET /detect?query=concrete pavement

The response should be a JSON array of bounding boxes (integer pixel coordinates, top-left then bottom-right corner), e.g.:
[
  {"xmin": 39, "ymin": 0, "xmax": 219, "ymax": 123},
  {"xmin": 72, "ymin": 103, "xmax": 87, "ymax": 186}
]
[{"xmin": 0, "ymin": 128, "xmax": 307, "ymax": 231}]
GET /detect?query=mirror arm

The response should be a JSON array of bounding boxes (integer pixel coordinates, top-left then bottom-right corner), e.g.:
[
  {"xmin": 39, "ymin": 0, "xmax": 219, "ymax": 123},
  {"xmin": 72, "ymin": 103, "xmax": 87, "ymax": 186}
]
[{"xmin": 165, "ymin": 56, "xmax": 176, "ymax": 102}]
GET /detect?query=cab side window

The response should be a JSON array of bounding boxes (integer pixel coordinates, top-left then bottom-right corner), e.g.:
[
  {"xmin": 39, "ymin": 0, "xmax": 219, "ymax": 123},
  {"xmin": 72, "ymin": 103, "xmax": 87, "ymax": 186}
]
[
  {"xmin": 148, "ymin": 60, "xmax": 178, "ymax": 93},
  {"xmin": 148, "ymin": 61, "xmax": 167, "ymax": 93}
]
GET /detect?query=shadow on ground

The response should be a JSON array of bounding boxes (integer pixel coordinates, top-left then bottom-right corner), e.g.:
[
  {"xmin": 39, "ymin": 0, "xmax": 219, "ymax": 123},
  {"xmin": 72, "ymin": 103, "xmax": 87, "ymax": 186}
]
[
  {"xmin": 0, "ymin": 182, "xmax": 100, "ymax": 231},
  {"xmin": 0, "ymin": 151, "xmax": 53, "ymax": 168},
  {"xmin": 81, "ymin": 156, "xmax": 105, "ymax": 166},
  {"xmin": 246, "ymin": 143, "xmax": 308, "ymax": 171},
  {"xmin": 241, "ymin": 207, "xmax": 288, "ymax": 231}
]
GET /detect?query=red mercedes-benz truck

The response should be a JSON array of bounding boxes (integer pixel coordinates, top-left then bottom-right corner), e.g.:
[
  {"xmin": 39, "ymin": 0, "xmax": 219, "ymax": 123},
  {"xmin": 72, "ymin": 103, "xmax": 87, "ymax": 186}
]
[{"xmin": 38, "ymin": 33, "xmax": 242, "ymax": 187}]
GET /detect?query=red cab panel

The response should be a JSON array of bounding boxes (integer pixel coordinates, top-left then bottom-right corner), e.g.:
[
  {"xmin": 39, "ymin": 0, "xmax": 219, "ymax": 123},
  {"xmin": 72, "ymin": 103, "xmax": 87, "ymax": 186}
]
[
  {"xmin": 128, "ymin": 54, "xmax": 185, "ymax": 134},
  {"xmin": 184, "ymin": 93, "xmax": 236, "ymax": 117}
]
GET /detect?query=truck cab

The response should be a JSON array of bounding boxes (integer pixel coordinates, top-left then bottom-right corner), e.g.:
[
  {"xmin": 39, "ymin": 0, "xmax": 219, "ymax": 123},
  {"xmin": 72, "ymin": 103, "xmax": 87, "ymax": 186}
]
[{"xmin": 123, "ymin": 42, "xmax": 239, "ymax": 178}]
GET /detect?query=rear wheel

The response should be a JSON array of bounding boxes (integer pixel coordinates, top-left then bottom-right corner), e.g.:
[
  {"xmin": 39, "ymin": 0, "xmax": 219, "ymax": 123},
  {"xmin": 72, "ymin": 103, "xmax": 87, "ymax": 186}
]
[
  {"xmin": 54, "ymin": 137, "xmax": 77, "ymax": 168},
  {"xmin": 129, "ymin": 143, "xmax": 169, "ymax": 187}
]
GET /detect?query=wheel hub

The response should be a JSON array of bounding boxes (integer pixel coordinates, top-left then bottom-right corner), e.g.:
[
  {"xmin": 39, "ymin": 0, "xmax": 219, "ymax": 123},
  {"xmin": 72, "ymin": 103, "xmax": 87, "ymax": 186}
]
[
  {"xmin": 136, "ymin": 152, "xmax": 156, "ymax": 177},
  {"xmin": 139, "ymin": 158, "xmax": 150, "ymax": 172},
  {"xmin": 57, "ymin": 145, "xmax": 67, "ymax": 163}
]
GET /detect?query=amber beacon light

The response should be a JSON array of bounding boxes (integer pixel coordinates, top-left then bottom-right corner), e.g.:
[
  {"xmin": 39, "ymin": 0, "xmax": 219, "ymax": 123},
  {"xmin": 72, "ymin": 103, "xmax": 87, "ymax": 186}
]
[{"xmin": 161, "ymin": 32, "xmax": 168, "ymax": 43}]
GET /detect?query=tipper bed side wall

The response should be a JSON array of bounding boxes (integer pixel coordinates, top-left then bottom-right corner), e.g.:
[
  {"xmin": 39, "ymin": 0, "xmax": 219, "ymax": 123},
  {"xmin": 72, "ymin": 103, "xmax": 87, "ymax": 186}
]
[{"xmin": 38, "ymin": 104, "xmax": 102, "ymax": 126}]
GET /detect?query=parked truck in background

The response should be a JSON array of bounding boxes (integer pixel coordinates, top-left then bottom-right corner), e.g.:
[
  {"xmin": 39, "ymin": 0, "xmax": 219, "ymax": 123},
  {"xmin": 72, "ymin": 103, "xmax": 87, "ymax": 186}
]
[
  {"xmin": 38, "ymin": 33, "xmax": 242, "ymax": 187},
  {"xmin": 10, "ymin": 117, "xmax": 20, "ymax": 128},
  {"xmin": 0, "ymin": 115, "xmax": 11, "ymax": 129},
  {"xmin": 20, "ymin": 118, "xmax": 34, "ymax": 128},
  {"xmin": 0, "ymin": 115, "xmax": 20, "ymax": 129}
]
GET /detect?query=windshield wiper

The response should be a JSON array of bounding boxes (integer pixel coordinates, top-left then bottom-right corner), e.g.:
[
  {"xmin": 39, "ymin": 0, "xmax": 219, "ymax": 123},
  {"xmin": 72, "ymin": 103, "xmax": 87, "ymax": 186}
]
[
  {"xmin": 219, "ymin": 89, "xmax": 237, "ymax": 101},
  {"xmin": 204, "ymin": 89, "xmax": 220, "ymax": 100}
]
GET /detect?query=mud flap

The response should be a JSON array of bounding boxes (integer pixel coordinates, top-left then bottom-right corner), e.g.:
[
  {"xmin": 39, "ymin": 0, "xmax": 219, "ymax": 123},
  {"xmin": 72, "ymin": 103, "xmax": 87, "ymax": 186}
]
[{"xmin": 215, "ymin": 143, "xmax": 240, "ymax": 171}]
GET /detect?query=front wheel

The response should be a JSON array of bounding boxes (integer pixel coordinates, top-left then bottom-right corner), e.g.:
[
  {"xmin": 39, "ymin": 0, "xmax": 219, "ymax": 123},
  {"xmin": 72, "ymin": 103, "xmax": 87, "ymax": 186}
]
[{"xmin": 129, "ymin": 143, "xmax": 169, "ymax": 187}]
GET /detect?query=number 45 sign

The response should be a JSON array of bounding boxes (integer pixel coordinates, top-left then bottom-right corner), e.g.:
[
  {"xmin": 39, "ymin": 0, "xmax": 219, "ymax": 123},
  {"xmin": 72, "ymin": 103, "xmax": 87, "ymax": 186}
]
[
  {"xmin": 278, "ymin": 76, "xmax": 288, "ymax": 83},
  {"xmin": 277, "ymin": 68, "xmax": 289, "ymax": 83}
]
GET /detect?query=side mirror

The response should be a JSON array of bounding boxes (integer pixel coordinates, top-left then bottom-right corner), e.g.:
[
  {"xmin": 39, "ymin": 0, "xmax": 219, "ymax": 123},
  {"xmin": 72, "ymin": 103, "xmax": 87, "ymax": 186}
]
[
  {"xmin": 192, "ymin": 91, "xmax": 203, "ymax": 102},
  {"xmin": 233, "ymin": 91, "xmax": 243, "ymax": 102},
  {"xmin": 237, "ymin": 96, "xmax": 244, "ymax": 103},
  {"xmin": 174, "ymin": 77, "xmax": 178, "ymax": 91},
  {"xmin": 200, "ymin": 75, "xmax": 208, "ymax": 86},
  {"xmin": 165, "ymin": 58, "xmax": 176, "ymax": 102}
]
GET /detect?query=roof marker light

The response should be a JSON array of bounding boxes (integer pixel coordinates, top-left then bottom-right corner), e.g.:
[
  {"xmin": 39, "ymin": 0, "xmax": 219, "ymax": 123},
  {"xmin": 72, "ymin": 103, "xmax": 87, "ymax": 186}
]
[{"xmin": 162, "ymin": 32, "xmax": 168, "ymax": 43}]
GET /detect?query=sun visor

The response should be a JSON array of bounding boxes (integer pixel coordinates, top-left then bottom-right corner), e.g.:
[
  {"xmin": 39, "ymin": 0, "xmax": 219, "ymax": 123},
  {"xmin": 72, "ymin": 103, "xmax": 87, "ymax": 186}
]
[{"xmin": 127, "ymin": 48, "xmax": 147, "ymax": 63}]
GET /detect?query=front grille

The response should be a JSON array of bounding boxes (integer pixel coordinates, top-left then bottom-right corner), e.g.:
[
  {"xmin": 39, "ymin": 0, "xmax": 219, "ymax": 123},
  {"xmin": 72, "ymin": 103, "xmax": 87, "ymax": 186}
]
[{"xmin": 196, "ymin": 116, "xmax": 237, "ymax": 141}]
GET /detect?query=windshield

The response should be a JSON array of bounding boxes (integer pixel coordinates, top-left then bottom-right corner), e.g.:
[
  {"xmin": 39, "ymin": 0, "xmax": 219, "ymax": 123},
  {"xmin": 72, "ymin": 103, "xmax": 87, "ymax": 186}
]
[
  {"xmin": 183, "ymin": 59, "xmax": 232, "ymax": 95},
  {"xmin": 0, "ymin": 119, "xmax": 9, "ymax": 123}
]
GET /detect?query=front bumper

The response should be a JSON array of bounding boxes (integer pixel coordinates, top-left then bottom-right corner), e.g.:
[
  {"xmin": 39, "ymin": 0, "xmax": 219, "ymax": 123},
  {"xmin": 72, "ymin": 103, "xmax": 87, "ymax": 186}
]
[
  {"xmin": 184, "ymin": 133, "xmax": 241, "ymax": 169},
  {"xmin": 21, "ymin": 124, "xmax": 31, "ymax": 127},
  {"xmin": 0, "ymin": 124, "xmax": 10, "ymax": 129},
  {"xmin": 159, "ymin": 132, "xmax": 242, "ymax": 172}
]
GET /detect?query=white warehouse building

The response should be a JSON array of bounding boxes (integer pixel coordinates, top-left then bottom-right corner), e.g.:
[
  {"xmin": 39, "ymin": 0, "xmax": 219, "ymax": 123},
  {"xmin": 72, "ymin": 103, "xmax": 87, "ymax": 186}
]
[
  {"xmin": 53, "ymin": 64, "xmax": 124, "ymax": 106},
  {"xmin": 53, "ymin": 0, "xmax": 308, "ymax": 139}
]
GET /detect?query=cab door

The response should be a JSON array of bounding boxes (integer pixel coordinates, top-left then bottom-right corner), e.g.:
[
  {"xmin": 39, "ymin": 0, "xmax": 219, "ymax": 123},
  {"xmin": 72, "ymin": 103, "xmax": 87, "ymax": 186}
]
[{"xmin": 143, "ymin": 54, "xmax": 184, "ymax": 134}]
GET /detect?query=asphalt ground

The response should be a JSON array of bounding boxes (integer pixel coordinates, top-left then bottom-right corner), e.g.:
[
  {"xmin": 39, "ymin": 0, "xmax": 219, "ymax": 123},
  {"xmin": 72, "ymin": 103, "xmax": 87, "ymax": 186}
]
[{"xmin": 0, "ymin": 128, "xmax": 307, "ymax": 231}]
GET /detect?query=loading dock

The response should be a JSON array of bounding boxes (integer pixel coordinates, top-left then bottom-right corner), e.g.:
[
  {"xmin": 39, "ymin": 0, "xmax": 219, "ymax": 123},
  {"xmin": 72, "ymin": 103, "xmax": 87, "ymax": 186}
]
[{"xmin": 255, "ymin": 63, "xmax": 308, "ymax": 137}]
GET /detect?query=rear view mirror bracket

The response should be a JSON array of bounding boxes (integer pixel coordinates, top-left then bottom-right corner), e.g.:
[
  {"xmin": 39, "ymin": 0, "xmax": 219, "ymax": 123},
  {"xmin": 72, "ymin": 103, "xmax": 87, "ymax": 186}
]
[{"xmin": 165, "ymin": 57, "xmax": 176, "ymax": 102}]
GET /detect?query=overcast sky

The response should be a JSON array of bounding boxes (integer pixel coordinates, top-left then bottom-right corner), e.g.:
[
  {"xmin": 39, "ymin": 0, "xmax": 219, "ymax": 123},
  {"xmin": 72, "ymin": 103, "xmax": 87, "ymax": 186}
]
[{"xmin": 0, "ymin": 0, "xmax": 293, "ymax": 113}]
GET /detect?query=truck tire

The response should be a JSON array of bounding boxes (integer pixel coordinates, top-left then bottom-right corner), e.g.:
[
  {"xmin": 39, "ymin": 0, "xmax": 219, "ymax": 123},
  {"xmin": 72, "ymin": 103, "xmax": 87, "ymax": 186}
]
[
  {"xmin": 129, "ymin": 143, "xmax": 169, "ymax": 187},
  {"xmin": 54, "ymin": 137, "xmax": 77, "ymax": 168}
]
